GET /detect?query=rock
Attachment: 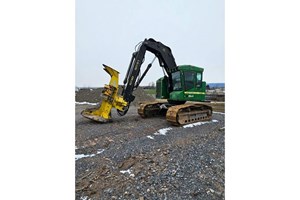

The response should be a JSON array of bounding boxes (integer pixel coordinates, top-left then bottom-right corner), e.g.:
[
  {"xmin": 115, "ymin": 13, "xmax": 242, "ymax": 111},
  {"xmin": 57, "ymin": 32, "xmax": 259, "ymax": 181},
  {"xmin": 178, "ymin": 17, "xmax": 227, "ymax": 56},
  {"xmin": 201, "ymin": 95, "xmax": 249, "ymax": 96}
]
[
  {"xmin": 171, "ymin": 170, "xmax": 177, "ymax": 176},
  {"xmin": 219, "ymin": 127, "xmax": 225, "ymax": 131},
  {"xmin": 104, "ymin": 188, "xmax": 113, "ymax": 194}
]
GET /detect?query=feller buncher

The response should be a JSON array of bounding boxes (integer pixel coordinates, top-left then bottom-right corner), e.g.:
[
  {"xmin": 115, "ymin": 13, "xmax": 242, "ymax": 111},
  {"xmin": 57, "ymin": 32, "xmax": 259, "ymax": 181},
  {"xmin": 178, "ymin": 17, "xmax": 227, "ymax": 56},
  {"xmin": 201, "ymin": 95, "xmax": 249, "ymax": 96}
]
[{"xmin": 81, "ymin": 38, "xmax": 212, "ymax": 126}]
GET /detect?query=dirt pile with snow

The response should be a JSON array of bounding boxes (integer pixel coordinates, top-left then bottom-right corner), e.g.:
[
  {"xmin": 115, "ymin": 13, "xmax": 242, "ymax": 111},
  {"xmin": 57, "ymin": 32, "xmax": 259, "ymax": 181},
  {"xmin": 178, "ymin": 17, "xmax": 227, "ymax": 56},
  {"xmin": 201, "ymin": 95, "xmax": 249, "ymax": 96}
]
[{"xmin": 75, "ymin": 87, "xmax": 155, "ymax": 106}]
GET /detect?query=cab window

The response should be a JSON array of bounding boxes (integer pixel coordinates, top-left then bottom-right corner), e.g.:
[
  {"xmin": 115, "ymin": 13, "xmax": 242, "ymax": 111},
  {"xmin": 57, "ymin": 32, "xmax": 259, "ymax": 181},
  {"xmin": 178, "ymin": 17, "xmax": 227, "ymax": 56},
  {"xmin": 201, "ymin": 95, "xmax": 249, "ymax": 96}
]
[
  {"xmin": 172, "ymin": 71, "xmax": 182, "ymax": 91},
  {"xmin": 196, "ymin": 72, "xmax": 202, "ymax": 88},
  {"xmin": 184, "ymin": 71, "xmax": 195, "ymax": 90}
]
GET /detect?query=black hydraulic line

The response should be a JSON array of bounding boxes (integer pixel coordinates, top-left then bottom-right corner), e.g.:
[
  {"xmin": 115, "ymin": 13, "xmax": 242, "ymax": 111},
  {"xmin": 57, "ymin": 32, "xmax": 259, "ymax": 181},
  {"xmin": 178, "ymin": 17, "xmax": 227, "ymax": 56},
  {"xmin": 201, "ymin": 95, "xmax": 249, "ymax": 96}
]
[
  {"xmin": 150, "ymin": 56, "xmax": 157, "ymax": 65},
  {"xmin": 162, "ymin": 65, "xmax": 166, "ymax": 76},
  {"xmin": 122, "ymin": 43, "xmax": 147, "ymax": 103},
  {"xmin": 135, "ymin": 41, "xmax": 143, "ymax": 51},
  {"xmin": 134, "ymin": 56, "xmax": 157, "ymax": 88},
  {"xmin": 123, "ymin": 52, "xmax": 136, "ymax": 85}
]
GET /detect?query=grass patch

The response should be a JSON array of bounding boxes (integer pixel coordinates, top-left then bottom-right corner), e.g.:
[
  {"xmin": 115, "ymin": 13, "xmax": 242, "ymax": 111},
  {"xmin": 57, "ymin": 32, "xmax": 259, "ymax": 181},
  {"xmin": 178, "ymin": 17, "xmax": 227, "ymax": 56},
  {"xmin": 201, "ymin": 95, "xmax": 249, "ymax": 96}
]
[{"xmin": 144, "ymin": 88, "xmax": 156, "ymax": 95}]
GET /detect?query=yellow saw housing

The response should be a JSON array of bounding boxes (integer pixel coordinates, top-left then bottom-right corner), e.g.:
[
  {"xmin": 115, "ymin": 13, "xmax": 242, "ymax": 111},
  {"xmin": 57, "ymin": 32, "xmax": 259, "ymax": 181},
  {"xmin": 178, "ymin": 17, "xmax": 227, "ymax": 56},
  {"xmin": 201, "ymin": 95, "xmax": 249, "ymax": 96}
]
[{"xmin": 81, "ymin": 65, "xmax": 128, "ymax": 122}]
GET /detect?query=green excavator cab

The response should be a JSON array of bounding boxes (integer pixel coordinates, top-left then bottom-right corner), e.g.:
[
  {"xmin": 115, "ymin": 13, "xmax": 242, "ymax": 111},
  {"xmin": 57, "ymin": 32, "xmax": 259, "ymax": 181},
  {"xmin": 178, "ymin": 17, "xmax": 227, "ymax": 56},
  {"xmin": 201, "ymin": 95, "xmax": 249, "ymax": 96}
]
[{"xmin": 156, "ymin": 65, "xmax": 207, "ymax": 103}]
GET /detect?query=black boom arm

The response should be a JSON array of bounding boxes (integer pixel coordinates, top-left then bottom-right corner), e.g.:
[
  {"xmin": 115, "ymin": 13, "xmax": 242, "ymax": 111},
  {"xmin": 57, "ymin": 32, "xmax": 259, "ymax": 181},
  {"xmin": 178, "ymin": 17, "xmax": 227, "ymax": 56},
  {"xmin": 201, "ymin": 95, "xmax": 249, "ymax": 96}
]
[{"xmin": 121, "ymin": 38, "xmax": 178, "ymax": 104}]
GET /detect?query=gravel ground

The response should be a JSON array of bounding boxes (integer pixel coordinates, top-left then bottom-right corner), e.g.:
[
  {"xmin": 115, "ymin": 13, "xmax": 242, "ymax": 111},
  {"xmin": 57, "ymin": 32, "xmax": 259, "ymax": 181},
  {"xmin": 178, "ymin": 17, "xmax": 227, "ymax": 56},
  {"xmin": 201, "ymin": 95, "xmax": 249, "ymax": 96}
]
[{"xmin": 75, "ymin": 103, "xmax": 225, "ymax": 200}]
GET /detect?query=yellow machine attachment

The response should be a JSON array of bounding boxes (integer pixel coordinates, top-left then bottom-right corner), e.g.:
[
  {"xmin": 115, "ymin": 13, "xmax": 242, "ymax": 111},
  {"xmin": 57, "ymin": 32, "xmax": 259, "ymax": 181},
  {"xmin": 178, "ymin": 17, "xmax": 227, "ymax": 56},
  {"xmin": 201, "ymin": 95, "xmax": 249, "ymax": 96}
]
[{"xmin": 81, "ymin": 64, "xmax": 128, "ymax": 122}]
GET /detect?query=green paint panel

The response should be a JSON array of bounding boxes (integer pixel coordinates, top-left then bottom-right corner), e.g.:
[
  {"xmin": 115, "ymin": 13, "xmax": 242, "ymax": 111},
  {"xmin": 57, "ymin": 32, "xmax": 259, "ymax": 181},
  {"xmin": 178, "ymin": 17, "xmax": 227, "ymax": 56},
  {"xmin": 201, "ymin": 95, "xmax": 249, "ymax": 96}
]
[
  {"xmin": 156, "ymin": 76, "xmax": 169, "ymax": 99},
  {"xmin": 178, "ymin": 65, "xmax": 204, "ymax": 73}
]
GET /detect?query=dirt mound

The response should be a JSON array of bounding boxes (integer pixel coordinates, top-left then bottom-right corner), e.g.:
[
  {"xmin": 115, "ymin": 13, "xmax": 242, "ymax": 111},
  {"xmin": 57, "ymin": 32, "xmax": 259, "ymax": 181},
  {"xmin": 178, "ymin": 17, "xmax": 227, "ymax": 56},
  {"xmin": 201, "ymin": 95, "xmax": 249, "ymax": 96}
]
[
  {"xmin": 75, "ymin": 87, "xmax": 155, "ymax": 106},
  {"xmin": 131, "ymin": 87, "xmax": 155, "ymax": 105},
  {"xmin": 75, "ymin": 88, "xmax": 103, "ymax": 103}
]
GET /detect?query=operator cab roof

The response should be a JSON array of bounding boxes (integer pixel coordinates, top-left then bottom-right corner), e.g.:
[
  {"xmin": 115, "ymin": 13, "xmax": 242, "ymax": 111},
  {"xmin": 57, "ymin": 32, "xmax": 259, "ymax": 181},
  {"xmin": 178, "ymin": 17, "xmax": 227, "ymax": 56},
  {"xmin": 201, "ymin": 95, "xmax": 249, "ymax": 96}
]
[{"xmin": 177, "ymin": 65, "xmax": 204, "ymax": 72}]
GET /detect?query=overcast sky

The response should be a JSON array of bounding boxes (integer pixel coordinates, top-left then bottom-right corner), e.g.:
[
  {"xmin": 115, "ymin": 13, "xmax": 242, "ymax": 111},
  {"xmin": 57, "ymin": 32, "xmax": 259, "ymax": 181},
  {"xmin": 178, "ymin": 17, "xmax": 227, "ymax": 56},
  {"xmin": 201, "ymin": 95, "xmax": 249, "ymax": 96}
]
[{"xmin": 76, "ymin": 0, "xmax": 224, "ymax": 87}]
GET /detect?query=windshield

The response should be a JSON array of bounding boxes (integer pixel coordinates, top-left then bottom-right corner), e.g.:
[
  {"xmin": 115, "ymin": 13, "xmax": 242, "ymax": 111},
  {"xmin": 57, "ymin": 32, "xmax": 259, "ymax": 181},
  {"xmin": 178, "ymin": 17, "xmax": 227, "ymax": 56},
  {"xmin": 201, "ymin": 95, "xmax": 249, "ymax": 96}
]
[{"xmin": 172, "ymin": 71, "xmax": 182, "ymax": 91}]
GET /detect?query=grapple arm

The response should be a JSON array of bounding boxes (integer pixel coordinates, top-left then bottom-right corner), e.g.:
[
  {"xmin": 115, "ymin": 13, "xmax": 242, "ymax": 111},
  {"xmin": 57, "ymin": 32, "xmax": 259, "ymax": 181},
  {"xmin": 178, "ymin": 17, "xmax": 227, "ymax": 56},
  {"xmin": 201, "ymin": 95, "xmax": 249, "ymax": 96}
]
[{"xmin": 81, "ymin": 65, "xmax": 128, "ymax": 122}]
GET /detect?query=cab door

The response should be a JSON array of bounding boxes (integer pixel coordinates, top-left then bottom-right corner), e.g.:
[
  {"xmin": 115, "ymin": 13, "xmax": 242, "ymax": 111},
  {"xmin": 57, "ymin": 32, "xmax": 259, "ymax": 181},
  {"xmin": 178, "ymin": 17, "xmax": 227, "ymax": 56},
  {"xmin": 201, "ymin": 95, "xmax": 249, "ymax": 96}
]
[{"xmin": 183, "ymin": 71, "xmax": 205, "ymax": 101}]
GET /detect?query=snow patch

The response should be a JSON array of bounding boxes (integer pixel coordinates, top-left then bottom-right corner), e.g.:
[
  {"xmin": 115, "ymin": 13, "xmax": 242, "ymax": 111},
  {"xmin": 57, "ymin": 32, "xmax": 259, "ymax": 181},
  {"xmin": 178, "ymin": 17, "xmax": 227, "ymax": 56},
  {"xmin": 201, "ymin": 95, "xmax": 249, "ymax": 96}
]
[
  {"xmin": 75, "ymin": 101, "xmax": 98, "ymax": 106},
  {"xmin": 120, "ymin": 169, "xmax": 135, "ymax": 177},
  {"xmin": 147, "ymin": 135, "xmax": 154, "ymax": 140},
  {"xmin": 80, "ymin": 196, "xmax": 89, "ymax": 200},
  {"xmin": 183, "ymin": 120, "xmax": 218, "ymax": 128},
  {"xmin": 213, "ymin": 111, "xmax": 225, "ymax": 115},
  {"xmin": 120, "ymin": 169, "xmax": 132, "ymax": 174},
  {"xmin": 154, "ymin": 127, "xmax": 172, "ymax": 135},
  {"xmin": 97, "ymin": 149, "xmax": 105, "ymax": 154},
  {"xmin": 75, "ymin": 149, "xmax": 105, "ymax": 160},
  {"xmin": 75, "ymin": 153, "xmax": 95, "ymax": 160}
]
